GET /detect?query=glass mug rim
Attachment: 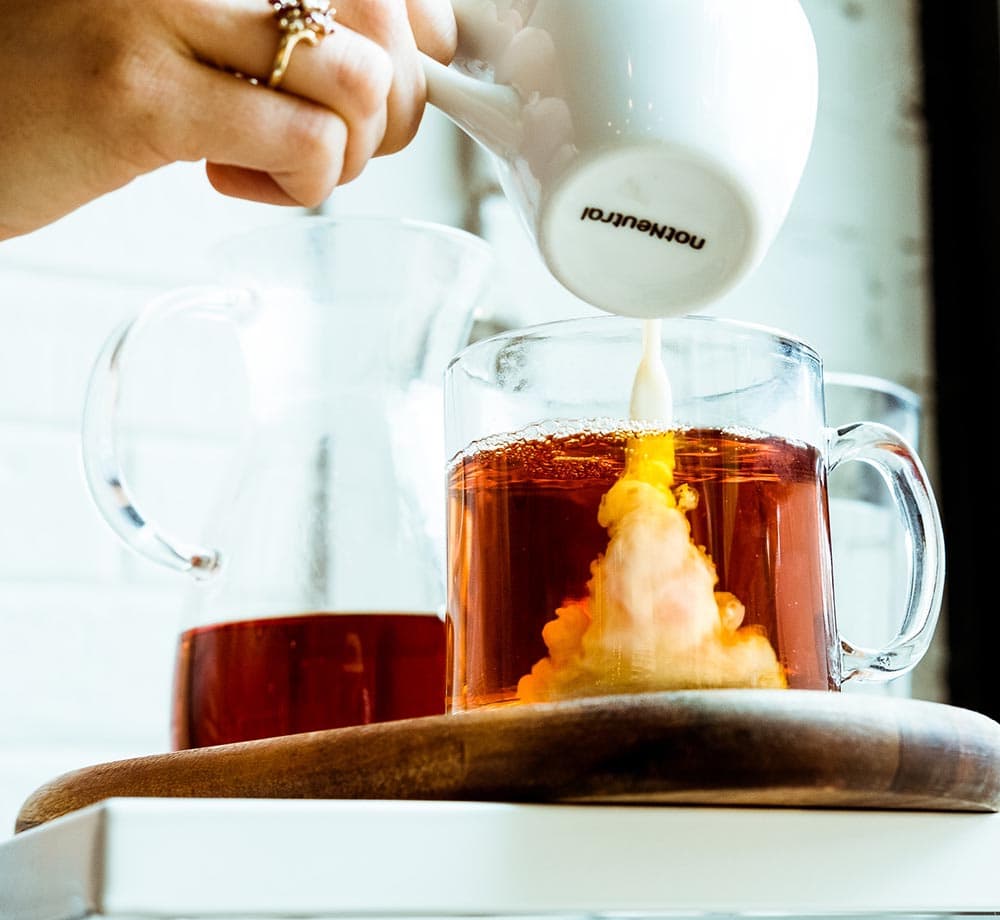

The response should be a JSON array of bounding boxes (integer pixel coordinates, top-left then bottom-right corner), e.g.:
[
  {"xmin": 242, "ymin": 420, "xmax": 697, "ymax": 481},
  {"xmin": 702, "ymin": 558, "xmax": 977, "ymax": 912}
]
[
  {"xmin": 447, "ymin": 313, "xmax": 824, "ymax": 372},
  {"xmin": 445, "ymin": 312, "xmax": 827, "ymax": 460}
]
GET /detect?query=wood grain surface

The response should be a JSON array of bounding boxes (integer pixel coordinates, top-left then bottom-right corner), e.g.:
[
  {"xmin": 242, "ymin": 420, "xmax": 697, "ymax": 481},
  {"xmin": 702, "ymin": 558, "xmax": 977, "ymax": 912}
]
[{"xmin": 16, "ymin": 689, "xmax": 1000, "ymax": 833}]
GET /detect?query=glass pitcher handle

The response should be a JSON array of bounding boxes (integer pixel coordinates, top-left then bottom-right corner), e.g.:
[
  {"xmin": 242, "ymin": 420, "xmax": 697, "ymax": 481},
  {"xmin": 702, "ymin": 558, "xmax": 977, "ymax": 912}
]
[
  {"xmin": 827, "ymin": 421, "xmax": 946, "ymax": 682},
  {"xmin": 81, "ymin": 286, "xmax": 245, "ymax": 580}
]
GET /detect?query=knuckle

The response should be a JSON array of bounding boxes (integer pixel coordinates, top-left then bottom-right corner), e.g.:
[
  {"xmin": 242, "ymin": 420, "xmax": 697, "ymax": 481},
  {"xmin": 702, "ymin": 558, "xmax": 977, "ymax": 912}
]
[
  {"xmin": 71, "ymin": 2, "xmax": 191, "ymax": 168},
  {"xmin": 330, "ymin": 39, "xmax": 393, "ymax": 119},
  {"xmin": 97, "ymin": 43, "xmax": 180, "ymax": 167},
  {"xmin": 379, "ymin": 104, "xmax": 421, "ymax": 155},
  {"xmin": 84, "ymin": 9, "xmax": 154, "ymax": 103},
  {"xmin": 73, "ymin": 8, "xmax": 174, "ymax": 155},
  {"xmin": 379, "ymin": 68, "xmax": 425, "ymax": 154},
  {"xmin": 353, "ymin": 0, "xmax": 407, "ymax": 46},
  {"xmin": 341, "ymin": 123, "xmax": 385, "ymax": 183},
  {"xmin": 283, "ymin": 110, "xmax": 347, "ymax": 204}
]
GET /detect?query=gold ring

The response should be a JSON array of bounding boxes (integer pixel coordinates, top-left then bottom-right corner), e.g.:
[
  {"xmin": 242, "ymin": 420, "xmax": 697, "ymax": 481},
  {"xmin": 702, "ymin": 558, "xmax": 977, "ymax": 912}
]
[{"xmin": 266, "ymin": 0, "xmax": 337, "ymax": 89}]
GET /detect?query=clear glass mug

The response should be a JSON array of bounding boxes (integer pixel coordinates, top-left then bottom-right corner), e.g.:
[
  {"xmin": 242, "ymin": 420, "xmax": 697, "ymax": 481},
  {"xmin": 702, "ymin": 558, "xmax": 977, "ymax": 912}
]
[
  {"xmin": 82, "ymin": 217, "xmax": 496, "ymax": 747},
  {"xmin": 444, "ymin": 315, "xmax": 945, "ymax": 711}
]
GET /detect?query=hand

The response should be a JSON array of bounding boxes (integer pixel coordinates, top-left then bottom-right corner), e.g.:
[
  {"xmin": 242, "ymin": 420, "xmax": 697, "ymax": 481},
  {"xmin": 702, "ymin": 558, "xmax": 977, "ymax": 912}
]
[{"xmin": 0, "ymin": 0, "xmax": 456, "ymax": 240}]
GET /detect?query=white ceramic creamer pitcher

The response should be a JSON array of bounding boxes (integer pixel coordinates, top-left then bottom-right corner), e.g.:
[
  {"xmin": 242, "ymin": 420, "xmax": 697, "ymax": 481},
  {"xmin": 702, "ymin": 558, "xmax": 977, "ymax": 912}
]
[{"xmin": 423, "ymin": 0, "xmax": 818, "ymax": 317}]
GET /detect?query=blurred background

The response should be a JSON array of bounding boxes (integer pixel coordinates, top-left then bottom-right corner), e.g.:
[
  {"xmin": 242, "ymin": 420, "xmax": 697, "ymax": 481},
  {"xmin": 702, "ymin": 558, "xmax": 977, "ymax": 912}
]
[{"xmin": 0, "ymin": 0, "xmax": 992, "ymax": 835}]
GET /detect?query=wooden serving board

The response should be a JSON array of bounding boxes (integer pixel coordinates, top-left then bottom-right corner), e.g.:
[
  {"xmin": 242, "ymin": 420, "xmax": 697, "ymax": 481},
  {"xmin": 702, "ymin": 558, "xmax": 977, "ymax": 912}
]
[{"xmin": 16, "ymin": 689, "xmax": 1000, "ymax": 833}]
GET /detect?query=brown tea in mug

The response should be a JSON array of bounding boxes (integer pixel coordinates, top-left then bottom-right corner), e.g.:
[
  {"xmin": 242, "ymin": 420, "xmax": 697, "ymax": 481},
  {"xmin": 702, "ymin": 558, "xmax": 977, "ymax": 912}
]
[
  {"xmin": 172, "ymin": 611, "xmax": 446, "ymax": 749},
  {"xmin": 446, "ymin": 424, "xmax": 837, "ymax": 711}
]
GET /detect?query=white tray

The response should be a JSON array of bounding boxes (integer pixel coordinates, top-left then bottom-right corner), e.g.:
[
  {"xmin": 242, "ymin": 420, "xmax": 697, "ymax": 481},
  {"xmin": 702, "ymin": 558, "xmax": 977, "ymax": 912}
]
[{"xmin": 2, "ymin": 798, "xmax": 999, "ymax": 919}]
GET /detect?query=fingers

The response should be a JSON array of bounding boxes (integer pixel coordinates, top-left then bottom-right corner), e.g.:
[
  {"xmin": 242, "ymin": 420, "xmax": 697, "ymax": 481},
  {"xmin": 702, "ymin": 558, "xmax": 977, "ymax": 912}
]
[
  {"xmin": 156, "ymin": 0, "xmax": 460, "ymax": 210},
  {"xmin": 182, "ymin": 0, "xmax": 458, "ymax": 171},
  {"xmin": 406, "ymin": 0, "xmax": 458, "ymax": 64},
  {"xmin": 362, "ymin": 0, "xmax": 459, "ymax": 154},
  {"xmin": 334, "ymin": 0, "xmax": 423, "ymax": 156},
  {"xmin": 182, "ymin": 0, "xmax": 391, "ymax": 183},
  {"xmin": 204, "ymin": 164, "xmax": 305, "ymax": 207},
  {"xmin": 158, "ymin": 62, "xmax": 350, "ymax": 209}
]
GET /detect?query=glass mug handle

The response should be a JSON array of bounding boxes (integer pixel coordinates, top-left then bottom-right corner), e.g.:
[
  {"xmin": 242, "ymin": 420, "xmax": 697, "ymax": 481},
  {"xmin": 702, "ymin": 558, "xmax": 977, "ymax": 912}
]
[
  {"xmin": 826, "ymin": 420, "xmax": 946, "ymax": 682},
  {"xmin": 81, "ymin": 285, "xmax": 245, "ymax": 580}
]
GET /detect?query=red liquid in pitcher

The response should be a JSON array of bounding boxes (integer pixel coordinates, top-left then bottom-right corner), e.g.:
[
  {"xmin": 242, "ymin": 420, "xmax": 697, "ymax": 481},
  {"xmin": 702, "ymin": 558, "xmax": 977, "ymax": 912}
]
[
  {"xmin": 447, "ymin": 425, "xmax": 837, "ymax": 710},
  {"xmin": 171, "ymin": 612, "xmax": 446, "ymax": 749}
]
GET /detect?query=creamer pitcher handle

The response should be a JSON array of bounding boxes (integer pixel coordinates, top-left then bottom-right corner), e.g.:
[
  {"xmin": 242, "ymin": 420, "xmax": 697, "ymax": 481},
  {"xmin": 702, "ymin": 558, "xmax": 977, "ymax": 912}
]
[
  {"xmin": 827, "ymin": 421, "xmax": 946, "ymax": 681},
  {"xmin": 421, "ymin": 54, "xmax": 522, "ymax": 156},
  {"xmin": 81, "ymin": 286, "xmax": 244, "ymax": 580}
]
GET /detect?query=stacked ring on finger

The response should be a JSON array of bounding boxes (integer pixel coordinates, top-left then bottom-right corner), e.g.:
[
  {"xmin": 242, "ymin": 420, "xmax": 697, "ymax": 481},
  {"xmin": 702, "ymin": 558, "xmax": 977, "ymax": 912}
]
[
  {"xmin": 267, "ymin": 0, "xmax": 337, "ymax": 89},
  {"xmin": 230, "ymin": 0, "xmax": 337, "ymax": 89},
  {"xmin": 223, "ymin": 0, "xmax": 336, "ymax": 88}
]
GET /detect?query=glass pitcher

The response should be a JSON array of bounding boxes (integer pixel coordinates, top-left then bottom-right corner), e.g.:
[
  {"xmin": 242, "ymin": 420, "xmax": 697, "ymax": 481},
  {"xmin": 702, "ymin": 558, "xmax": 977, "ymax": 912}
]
[{"xmin": 81, "ymin": 216, "xmax": 496, "ymax": 749}]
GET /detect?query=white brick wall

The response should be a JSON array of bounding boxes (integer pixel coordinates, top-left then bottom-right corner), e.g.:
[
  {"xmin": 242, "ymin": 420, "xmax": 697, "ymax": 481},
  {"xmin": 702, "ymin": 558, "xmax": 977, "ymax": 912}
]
[{"xmin": 0, "ymin": 1, "xmax": 937, "ymax": 840}]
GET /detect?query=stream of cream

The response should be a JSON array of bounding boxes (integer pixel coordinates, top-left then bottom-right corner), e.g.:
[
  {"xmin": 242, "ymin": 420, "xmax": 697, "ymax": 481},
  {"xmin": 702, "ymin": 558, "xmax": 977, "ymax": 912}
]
[{"xmin": 628, "ymin": 319, "xmax": 673, "ymax": 424}]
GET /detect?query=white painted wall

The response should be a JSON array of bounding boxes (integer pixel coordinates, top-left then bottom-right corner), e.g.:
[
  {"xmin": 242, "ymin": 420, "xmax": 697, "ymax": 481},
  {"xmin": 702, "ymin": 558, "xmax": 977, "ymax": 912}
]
[{"xmin": 0, "ymin": 0, "xmax": 937, "ymax": 839}]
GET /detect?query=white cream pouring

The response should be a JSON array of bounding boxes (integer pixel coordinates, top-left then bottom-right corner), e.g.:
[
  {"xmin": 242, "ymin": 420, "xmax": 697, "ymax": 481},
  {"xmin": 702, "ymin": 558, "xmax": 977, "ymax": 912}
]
[{"xmin": 628, "ymin": 318, "xmax": 673, "ymax": 424}]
